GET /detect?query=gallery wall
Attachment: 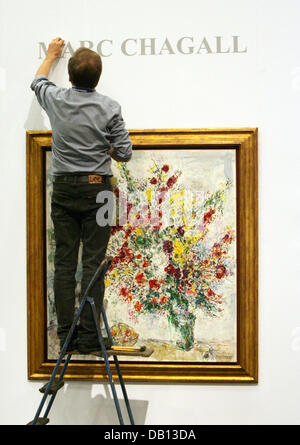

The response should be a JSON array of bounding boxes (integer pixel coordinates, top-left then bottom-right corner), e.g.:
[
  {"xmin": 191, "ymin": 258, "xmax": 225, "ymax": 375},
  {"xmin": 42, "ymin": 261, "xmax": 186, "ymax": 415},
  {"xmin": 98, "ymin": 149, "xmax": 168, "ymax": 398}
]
[{"xmin": 0, "ymin": 0, "xmax": 299, "ymax": 424}]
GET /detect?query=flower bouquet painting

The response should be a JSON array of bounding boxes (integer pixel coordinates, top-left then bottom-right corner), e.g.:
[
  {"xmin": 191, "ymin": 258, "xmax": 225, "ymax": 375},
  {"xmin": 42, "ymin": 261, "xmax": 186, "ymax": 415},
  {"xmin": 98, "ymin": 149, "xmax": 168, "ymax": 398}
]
[
  {"xmin": 46, "ymin": 148, "xmax": 237, "ymax": 363},
  {"xmin": 105, "ymin": 149, "xmax": 237, "ymax": 362}
]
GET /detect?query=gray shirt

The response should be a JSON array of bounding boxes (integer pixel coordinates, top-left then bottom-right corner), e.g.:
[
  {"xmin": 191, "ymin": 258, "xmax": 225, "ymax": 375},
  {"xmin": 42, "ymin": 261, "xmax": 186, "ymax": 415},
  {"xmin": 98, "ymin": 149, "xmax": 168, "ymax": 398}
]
[{"xmin": 30, "ymin": 75, "xmax": 132, "ymax": 175}]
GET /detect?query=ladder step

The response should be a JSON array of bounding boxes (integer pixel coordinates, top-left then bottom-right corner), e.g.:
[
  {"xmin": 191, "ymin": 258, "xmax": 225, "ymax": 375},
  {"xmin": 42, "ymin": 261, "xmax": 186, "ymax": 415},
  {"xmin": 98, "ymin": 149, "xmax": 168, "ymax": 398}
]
[
  {"xmin": 39, "ymin": 380, "xmax": 64, "ymax": 395},
  {"xmin": 27, "ymin": 417, "xmax": 49, "ymax": 425}
]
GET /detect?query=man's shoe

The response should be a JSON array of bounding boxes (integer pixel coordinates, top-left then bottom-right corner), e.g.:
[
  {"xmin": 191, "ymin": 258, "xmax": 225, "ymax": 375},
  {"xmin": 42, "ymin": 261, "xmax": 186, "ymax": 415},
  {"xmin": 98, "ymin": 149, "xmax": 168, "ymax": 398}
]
[{"xmin": 78, "ymin": 337, "xmax": 112, "ymax": 354}]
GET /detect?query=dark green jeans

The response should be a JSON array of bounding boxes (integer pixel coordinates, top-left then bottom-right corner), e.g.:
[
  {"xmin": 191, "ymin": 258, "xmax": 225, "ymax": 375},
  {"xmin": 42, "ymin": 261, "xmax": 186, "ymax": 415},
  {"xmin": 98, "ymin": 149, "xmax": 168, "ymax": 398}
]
[{"xmin": 51, "ymin": 177, "xmax": 113, "ymax": 349}]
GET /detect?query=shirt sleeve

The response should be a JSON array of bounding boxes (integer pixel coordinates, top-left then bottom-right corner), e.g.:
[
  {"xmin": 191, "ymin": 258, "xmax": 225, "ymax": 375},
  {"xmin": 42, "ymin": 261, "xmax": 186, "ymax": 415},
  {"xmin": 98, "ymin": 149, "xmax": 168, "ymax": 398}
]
[
  {"xmin": 30, "ymin": 75, "xmax": 58, "ymax": 111},
  {"xmin": 107, "ymin": 104, "xmax": 133, "ymax": 162}
]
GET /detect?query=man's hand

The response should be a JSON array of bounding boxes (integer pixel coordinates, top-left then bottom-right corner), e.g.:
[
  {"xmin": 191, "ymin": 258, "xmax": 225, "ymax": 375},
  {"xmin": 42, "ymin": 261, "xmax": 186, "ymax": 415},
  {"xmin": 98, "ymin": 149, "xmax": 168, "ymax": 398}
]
[
  {"xmin": 47, "ymin": 37, "xmax": 65, "ymax": 61},
  {"xmin": 108, "ymin": 146, "xmax": 119, "ymax": 161},
  {"xmin": 35, "ymin": 37, "xmax": 65, "ymax": 78}
]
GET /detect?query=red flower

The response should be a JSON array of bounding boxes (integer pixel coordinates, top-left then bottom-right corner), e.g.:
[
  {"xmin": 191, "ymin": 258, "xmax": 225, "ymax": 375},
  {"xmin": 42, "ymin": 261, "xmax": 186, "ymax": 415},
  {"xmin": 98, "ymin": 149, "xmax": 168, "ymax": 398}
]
[
  {"xmin": 165, "ymin": 264, "xmax": 175, "ymax": 275},
  {"xmin": 162, "ymin": 164, "xmax": 170, "ymax": 173},
  {"xmin": 151, "ymin": 297, "xmax": 158, "ymax": 304},
  {"xmin": 174, "ymin": 268, "xmax": 181, "ymax": 280},
  {"xmin": 159, "ymin": 296, "xmax": 168, "ymax": 304},
  {"xmin": 164, "ymin": 263, "xmax": 180, "ymax": 279},
  {"xmin": 222, "ymin": 231, "xmax": 234, "ymax": 243},
  {"xmin": 120, "ymin": 287, "xmax": 132, "ymax": 302},
  {"xmin": 204, "ymin": 208, "xmax": 215, "ymax": 224},
  {"xmin": 167, "ymin": 175, "xmax": 177, "ymax": 188},
  {"xmin": 134, "ymin": 301, "xmax": 143, "ymax": 312},
  {"xmin": 212, "ymin": 243, "xmax": 224, "ymax": 258},
  {"xmin": 142, "ymin": 259, "xmax": 149, "ymax": 268},
  {"xmin": 149, "ymin": 279, "xmax": 160, "ymax": 290},
  {"xmin": 114, "ymin": 240, "xmax": 134, "ymax": 265},
  {"xmin": 178, "ymin": 284, "xmax": 184, "ymax": 293},
  {"xmin": 111, "ymin": 224, "xmax": 123, "ymax": 236},
  {"xmin": 163, "ymin": 240, "xmax": 173, "ymax": 254},
  {"xmin": 182, "ymin": 269, "xmax": 189, "ymax": 279},
  {"xmin": 159, "ymin": 186, "xmax": 168, "ymax": 193},
  {"xmin": 150, "ymin": 177, "xmax": 158, "ymax": 185},
  {"xmin": 206, "ymin": 288, "xmax": 215, "ymax": 300},
  {"xmin": 177, "ymin": 226, "xmax": 185, "ymax": 236},
  {"xmin": 215, "ymin": 264, "xmax": 226, "ymax": 279},
  {"xmin": 137, "ymin": 254, "xmax": 142, "ymax": 259},
  {"xmin": 124, "ymin": 228, "xmax": 132, "ymax": 239},
  {"xmin": 127, "ymin": 203, "xmax": 133, "ymax": 216},
  {"xmin": 135, "ymin": 272, "xmax": 146, "ymax": 285}
]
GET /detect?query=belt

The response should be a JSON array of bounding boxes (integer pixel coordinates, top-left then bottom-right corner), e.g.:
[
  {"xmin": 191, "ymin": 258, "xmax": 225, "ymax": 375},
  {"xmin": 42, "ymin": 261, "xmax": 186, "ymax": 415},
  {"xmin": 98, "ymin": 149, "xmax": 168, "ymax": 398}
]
[{"xmin": 53, "ymin": 174, "xmax": 108, "ymax": 184}]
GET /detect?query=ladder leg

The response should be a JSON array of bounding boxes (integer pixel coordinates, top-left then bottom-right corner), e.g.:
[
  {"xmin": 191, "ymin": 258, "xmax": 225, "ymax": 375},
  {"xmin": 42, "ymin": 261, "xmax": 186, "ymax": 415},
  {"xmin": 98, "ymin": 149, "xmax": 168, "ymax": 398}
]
[
  {"xmin": 30, "ymin": 296, "xmax": 88, "ymax": 425},
  {"xmin": 88, "ymin": 297, "xmax": 124, "ymax": 425},
  {"xmin": 112, "ymin": 357, "xmax": 135, "ymax": 425},
  {"xmin": 42, "ymin": 353, "xmax": 72, "ymax": 419},
  {"xmin": 101, "ymin": 306, "xmax": 135, "ymax": 425},
  {"xmin": 29, "ymin": 259, "xmax": 115, "ymax": 425},
  {"xmin": 31, "ymin": 347, "xmax": 69, "ymax": 425}
]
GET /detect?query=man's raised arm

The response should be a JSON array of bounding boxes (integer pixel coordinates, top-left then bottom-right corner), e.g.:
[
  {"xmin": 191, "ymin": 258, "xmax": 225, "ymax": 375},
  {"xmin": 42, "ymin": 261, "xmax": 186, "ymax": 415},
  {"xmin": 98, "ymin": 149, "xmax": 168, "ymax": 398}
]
[{"xmin": 35, "ymin": 37, "xmax": 65, "ymax": 78}]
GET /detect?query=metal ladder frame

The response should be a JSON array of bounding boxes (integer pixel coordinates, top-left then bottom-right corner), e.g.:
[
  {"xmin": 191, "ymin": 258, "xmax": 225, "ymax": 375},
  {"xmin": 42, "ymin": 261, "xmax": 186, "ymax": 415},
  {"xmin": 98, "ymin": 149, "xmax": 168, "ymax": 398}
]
[{"xmin": 28, "ymin": 257, "xmax": 134, "ymax": 425}]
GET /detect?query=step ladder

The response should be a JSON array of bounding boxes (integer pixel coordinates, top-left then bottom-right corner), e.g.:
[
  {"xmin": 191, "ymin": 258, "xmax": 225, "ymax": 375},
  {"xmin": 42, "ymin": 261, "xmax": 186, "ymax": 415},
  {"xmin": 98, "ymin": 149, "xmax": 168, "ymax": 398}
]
[{"xmin": 27, "ymin": 256, "xmax": 153, "ymax": 425}]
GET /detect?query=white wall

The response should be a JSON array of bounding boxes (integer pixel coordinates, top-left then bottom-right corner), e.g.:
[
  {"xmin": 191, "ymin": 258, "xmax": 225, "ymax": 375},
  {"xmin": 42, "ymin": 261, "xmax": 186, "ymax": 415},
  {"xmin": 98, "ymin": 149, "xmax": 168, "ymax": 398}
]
[{"xmin": 0, "ymin": 0, "xmax": 299, "ymax": 425}]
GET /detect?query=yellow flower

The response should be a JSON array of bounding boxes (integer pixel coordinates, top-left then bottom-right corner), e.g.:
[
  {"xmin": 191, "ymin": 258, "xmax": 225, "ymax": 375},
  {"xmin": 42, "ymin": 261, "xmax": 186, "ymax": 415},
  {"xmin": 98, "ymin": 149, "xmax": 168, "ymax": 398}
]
[
  {"xmin": 135, "ymin": 227, "xmax": 143, "ymax": 237},
  {"xmin": 146, "ymin": 189, "xmax": 152, "ymax": 203},
  {"xmin": 110, "ymin": 176, "xmax": 117, "ymax": 188},
  {"xmin": 173, "ymin": 238, "xmax": 184, "ymax": 257},
  {"xmin": 170, "ymin": 191, "xmax": 183, "ymax": 207},
  {"xmin": 110, "ymin": 270, "xmax": 118, "ymax": 279},
  {"xmin": 178, "ymin": 256, "xmax": 186, "ymax": 268},
  {"xmin": 169, "ymin": 226, "xmax": 177, "ymax": 234}
]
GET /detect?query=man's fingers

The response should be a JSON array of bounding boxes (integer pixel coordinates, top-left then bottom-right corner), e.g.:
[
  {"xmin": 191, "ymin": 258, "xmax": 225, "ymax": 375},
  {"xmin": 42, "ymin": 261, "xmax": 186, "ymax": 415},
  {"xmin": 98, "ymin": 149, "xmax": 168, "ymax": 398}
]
[
  {"xmin": 53, "ymin": 37, "xmax": 64, "ymax": 43},
  {"xmin": 50, "ymin": 37, "xmax": 65, "ymax": 49}
]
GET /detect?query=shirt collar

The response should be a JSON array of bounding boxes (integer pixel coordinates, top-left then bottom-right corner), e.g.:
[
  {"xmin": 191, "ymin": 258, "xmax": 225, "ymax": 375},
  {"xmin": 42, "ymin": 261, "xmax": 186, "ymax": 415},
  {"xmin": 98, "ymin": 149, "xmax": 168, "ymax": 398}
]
[{"xmin": 72, "ymin": 86, "xmax": 95, "ymax": 92}]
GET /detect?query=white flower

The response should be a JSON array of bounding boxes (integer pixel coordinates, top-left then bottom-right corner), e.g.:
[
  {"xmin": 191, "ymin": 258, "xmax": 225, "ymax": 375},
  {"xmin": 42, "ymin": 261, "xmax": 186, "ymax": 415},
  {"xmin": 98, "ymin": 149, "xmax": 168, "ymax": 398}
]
[{"xmin": 150, "ymin": 250, "xmax": 167, "ymax": 280}]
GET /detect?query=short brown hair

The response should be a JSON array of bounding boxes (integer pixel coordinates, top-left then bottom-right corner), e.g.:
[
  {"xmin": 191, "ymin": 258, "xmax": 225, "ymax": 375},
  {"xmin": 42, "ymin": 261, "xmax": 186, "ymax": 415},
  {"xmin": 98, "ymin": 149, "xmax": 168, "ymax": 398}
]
[{"xmin": 68, "ymin": 48, "xmax": 102, "ymax": 89}]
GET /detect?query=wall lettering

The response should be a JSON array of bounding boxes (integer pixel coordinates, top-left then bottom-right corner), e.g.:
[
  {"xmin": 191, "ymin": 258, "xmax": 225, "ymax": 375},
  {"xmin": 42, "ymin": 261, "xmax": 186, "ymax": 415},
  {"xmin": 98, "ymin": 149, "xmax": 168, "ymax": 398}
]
[{"xmin": 38, "ymin": 35, "xmax": 247, "ymax": 59}]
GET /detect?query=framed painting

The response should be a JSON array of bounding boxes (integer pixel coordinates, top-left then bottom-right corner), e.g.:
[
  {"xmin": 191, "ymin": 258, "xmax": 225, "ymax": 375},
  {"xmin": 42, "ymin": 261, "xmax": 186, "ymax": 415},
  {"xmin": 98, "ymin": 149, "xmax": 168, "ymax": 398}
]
[{"xmin": 27, "ymin": 128, "xmax": 258, "ymax": 382}]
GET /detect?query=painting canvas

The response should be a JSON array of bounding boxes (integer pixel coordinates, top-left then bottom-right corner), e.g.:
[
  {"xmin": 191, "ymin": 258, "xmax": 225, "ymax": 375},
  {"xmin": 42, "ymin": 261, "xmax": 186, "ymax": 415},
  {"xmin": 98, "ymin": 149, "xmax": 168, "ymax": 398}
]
[
  {"xmin": 27, "ymin": 129, "xmax": 258, "ymax": 383},
  {"xmin": 46, "ymin": 148, "xmax": 237, "ymax": 363}
]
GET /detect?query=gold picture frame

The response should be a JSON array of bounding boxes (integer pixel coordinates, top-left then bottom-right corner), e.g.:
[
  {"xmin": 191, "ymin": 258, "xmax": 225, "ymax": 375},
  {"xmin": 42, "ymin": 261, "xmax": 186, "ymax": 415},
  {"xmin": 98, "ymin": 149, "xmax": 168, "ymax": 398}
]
[{"xmin": 27, "ymin": 128, "xmax": 258, "ymax": 383}]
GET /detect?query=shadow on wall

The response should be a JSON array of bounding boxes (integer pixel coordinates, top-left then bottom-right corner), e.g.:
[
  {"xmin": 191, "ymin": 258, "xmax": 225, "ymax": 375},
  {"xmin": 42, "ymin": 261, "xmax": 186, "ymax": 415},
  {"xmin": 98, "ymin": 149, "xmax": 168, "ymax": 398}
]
[
  {"xmin": 48, "ymin": 383, "xmax": 149, "ymax": 425},
  {"xmin": 24, "ymin": 97, "xmax": 49, "ymax": 131},
  {"xmin": 24, "ymin": 58, "xmax": 68, "ymax": 132}
]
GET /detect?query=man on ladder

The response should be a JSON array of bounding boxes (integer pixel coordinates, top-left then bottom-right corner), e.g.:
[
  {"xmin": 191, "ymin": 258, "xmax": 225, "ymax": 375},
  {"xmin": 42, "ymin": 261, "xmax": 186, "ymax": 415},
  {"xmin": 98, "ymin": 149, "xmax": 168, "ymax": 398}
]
[{"xmin": 31, "ymin": 37, "xmax": 133, "ymax": 355}]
